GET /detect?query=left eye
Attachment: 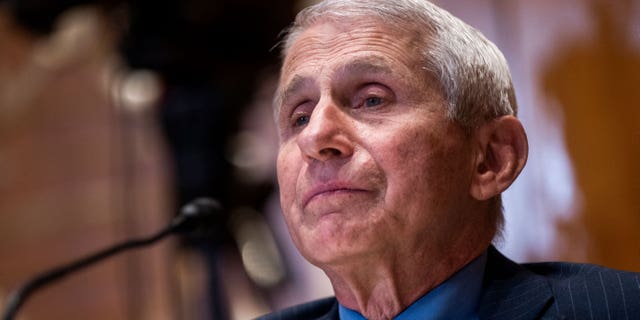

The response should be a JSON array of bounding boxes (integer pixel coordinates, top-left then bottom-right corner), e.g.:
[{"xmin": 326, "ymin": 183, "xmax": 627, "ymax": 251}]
[{"xmin": 364, "ymin": 97, "xmax": 383, "ymax": 107}]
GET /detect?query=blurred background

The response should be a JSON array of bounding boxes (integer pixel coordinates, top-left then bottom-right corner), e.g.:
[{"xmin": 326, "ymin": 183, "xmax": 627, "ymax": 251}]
[{"xmin": 0, "ymin": 0, "xmax": 638, "ymax": 319}]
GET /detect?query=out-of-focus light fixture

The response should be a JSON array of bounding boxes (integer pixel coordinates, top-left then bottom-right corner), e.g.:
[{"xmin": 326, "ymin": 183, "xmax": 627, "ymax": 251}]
[{"xmin": 115, "ymin": 69, "xmax": 163, "ymax": 114}]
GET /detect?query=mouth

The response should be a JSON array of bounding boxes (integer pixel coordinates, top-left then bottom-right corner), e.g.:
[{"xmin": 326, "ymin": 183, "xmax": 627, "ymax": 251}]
[{"xmin": 302, "ymin": 184, "xmax": 368, "ymax": 208}]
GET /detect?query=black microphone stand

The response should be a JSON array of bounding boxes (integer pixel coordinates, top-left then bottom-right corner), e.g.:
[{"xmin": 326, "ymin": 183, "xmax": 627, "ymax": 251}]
[{"xmin": 2, "ymin": 198, "xmax": 221, "ymax": 320}]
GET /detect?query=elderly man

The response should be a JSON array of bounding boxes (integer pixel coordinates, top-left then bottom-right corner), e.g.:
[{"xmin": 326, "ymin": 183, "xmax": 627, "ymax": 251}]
[{"xmin": 259, "ymin": 0, "xmax": 640, "ymax": 319}]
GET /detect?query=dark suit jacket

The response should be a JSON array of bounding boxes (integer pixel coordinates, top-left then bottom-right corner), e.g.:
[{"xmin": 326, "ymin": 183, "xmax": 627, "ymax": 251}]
[{"xmin": 256, "ymin": 247, "xmax": 640, "ymax": 319}]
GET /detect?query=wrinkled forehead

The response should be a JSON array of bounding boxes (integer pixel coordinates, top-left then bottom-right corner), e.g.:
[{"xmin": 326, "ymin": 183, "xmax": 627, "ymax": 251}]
[
  {"xmin": 274, "ymin": 18, "xmax": 427, "ymax": 113},
  {"xmin": 282, "ymin": 15, "xmax": 425, "ymax": 67}
]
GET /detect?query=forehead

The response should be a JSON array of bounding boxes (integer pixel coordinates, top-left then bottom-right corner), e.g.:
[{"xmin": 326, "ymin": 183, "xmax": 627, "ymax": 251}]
[
  {"xmin": 274, "ymin": 20, "xmax": 429, "ymax": 119},
  {"xmin": 279, "ymin": 19, "xmax": 424, "ymax": 89}
]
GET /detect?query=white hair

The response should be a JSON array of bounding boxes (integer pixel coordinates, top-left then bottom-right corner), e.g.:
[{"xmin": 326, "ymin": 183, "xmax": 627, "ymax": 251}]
[{"xmin": 279, "ymin": 0, "xmax": 518, "ymax": 129}]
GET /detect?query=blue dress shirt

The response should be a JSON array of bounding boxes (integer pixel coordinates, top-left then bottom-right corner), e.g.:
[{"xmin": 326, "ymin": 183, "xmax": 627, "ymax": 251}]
[{"xmin": 338, "ymin": 251, "xmax": 487, "ymax": 320}]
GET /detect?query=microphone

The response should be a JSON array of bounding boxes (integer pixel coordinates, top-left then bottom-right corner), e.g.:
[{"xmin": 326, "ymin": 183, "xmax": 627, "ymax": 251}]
[{"xmin": 2, "ymin": 197, "xmax": 223, "ymax": 320}]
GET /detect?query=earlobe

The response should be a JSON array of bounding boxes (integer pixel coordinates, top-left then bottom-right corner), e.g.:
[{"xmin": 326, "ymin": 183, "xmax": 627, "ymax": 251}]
[{"xmin": 469, "ymin": 116, "xmax": 528, "ymax": 201}]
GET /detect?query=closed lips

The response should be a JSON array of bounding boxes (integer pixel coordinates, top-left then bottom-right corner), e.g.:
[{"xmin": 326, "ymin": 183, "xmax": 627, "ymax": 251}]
[{"xmin": 303, "ymin": 183, "xmax": 367, "ymax": 207}]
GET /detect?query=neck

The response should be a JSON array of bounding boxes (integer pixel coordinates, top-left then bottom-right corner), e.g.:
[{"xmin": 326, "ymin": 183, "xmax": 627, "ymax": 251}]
[{"xmin": 325, "ymin": 230, "xmax": 492, "ymax": 319}]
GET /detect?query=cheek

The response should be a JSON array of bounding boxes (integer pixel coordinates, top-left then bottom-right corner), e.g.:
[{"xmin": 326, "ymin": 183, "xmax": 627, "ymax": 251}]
[
  {"xmin": 276, "ymin": 147, "xmax": 298, "ymax": 208},
  {"xmin": 276, "ymin": 154, "xmax": 301, "ymax": 240},
  {"xmin": 378, "ymin": 128, "xmax": 455, "ymax": 210},
  {"xmin": 276, "ymin": 144, "xmax": 310, "ymax": 231}
]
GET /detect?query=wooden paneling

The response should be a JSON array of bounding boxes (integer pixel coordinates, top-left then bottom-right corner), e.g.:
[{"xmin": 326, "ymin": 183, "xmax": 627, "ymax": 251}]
[
  {"xmin": 541, "ymin": 0, "xmax": 640, "ymax": 271},
  {"xmin": 0, "ymin": 7, "xmax": 175, "ymax": 319}
]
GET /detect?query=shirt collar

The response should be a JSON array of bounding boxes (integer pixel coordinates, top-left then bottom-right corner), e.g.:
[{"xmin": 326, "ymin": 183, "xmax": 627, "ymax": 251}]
[{"xmin": 338, "ymin": 251, "xmax": 488, "ymax": 320}]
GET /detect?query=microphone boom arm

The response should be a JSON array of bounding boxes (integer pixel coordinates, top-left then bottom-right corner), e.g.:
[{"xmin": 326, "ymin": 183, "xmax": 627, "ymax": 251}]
[
  {"xmin": 3, "ymin": 225, "xmax": 173, "ymax": 320},
  {"xmin": 2, "ymin": 197, "xmax": 221, "ymax": 320}
]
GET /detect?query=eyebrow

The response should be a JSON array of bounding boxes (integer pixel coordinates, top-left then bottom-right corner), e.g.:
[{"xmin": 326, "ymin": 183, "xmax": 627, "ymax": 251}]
[
  {"xmin": 274, "ymin": 56, "xmax": 397, "ymax": 117},
  {"xmin": 273, "ymin": 75, "xmax": 314, "ymax": 121},
  {"xmin": 280, "ymin": 75, "xmax": 314, "ymax": 106},
  {"xmin": 335, "ymin": 57, "xmax": 395, "ymax": 78}
]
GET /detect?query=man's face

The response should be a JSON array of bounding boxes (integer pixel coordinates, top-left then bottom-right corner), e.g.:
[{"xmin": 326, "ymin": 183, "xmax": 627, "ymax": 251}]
[{"xmin": 275, "ymin": 20, "xmax": 476, "ymax": 267}]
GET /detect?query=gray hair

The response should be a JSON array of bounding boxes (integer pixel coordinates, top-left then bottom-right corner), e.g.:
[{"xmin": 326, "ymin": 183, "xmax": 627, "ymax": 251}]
[
  {"xmin": 278, "ymin": 0, "xmax": 515, "ymax": 234},
  {"xmin": 279, "ymin": 0, "xmax": 518, "ymax": 129}
]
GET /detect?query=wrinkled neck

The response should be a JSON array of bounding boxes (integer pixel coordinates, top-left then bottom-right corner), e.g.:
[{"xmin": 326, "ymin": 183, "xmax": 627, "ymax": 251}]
[{"xmin": 324, "ymin": 241, "xmax": 489, "ymax": 320}]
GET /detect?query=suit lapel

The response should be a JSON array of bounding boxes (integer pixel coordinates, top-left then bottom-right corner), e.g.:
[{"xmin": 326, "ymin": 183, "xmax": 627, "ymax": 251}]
[
  {"xmin": 478, "ymin": 247, "xmax": 558, "ymax": 320},
  {"xmin": 318, "ymin": 299, "xmax": 339, "ymax": 320},
  {"xmin": 314, "ymin": 298, "xmax": 340, "ymax": 320}
]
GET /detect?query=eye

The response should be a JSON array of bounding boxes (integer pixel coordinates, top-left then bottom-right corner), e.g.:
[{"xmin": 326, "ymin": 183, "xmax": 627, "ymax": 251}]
[
  {"xmin": 353, "ymin": 83, "xmax": 393, "ymax": 109},
  {"xmin": 294, "ymin": 114, "xmax": 310, "ymax": 127},
  {"xmin": 364, "ymin": 96, "xmax": 383, "ymax": 108},
  {"xmin": 284, "ymin": 98, "xmax": 314, "ymax": 129}
]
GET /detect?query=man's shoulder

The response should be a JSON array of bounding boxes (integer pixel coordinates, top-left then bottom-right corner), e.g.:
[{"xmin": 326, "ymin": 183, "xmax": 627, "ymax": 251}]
[
  {"xmin": 482, "ymin": 247, "xmax": 640, "ymax": 319},
  {"xmin": 523, "ymin": 260, "xmax": 640, "ymax": 318},
  {"xmin": 523, "ymin": 260, "xmax": 639, "ymax": 282},
  {"xmin": 255, "ymin": 297, "xmax": 338, "ymax": 320},
  {"xmin": 487, "ymin": 246, "xmax": 639, "ymax": 286}
]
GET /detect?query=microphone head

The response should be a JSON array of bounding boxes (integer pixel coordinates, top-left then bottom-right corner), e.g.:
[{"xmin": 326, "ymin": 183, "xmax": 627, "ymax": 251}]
[{"xmin": 171, "ymin": 197, "xmax": 224, "ymax": 235}]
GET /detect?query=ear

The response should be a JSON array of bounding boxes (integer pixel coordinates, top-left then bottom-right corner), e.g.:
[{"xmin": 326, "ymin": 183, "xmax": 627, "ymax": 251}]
[{"xmin": 469, "ymin": 115, "xmax": 528, "ymax": 201}]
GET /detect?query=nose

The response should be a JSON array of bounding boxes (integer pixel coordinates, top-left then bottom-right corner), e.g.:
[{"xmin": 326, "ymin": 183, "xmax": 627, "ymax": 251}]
[{"xmin": 296, "ymin": 100, "xmax": 354, "ymax": 163}]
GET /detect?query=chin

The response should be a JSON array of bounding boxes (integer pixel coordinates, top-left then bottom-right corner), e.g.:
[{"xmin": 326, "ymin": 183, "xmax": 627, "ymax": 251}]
[{"xmin": 299, "ymin": 231, "xmax": 378, "ymax": 269}]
